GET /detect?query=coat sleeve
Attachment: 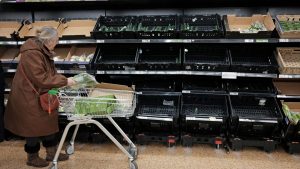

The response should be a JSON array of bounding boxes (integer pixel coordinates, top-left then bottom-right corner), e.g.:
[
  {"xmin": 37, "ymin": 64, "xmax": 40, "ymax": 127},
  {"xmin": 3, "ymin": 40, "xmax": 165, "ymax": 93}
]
[{"xmin": 20, "ymin": 50, "xmax": 68, "ymax": 89}]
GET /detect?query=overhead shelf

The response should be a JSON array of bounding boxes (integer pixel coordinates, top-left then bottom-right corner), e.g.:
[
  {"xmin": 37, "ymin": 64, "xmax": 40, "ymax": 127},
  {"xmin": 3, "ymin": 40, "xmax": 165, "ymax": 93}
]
[
  {"xmin": 0, "ymin": 41, "xmax": 18, "ymax": 45},
  {"xmin": 96, "ymin": 70, "xmax": 277, "ymax": 78},
  {"xmin": 4, "ymin": 38, "xmax": 294, "ymax": 45}
]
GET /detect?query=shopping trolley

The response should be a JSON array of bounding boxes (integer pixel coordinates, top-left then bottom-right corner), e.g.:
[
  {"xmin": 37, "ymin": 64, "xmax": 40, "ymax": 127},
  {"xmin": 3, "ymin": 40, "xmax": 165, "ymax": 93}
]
[{"xmin": 49, "ymin": 87, "xmax": 138, "ymax": 169}]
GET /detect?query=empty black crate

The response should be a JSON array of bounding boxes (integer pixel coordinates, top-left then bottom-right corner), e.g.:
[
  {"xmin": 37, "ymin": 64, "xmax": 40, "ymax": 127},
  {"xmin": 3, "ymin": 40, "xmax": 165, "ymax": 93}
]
[
  {"xmin": 183, "ymin": 77, "xmax": 225, "ymax": 93},
  {"xmin": 135, "ymin": 77, "xmax": 177, "ymax": 92},
  {"xmin": 137, "ymin": 15, "xmax": 178, "ymax": 39},
  {"xmin": 180, "ymin": 14, "xmax": 224, "ymax": 39},
  {"xmin": 229, "ymin": 95, "xmax": 282, "ymax": 139},
  {"xmin": 92, "ymin": 16, "xmax": 137, "ymax": 39},
  {"xmin": 181, "ymin": 93, "xmax": 228, "ymax": 138},
  {"xmin": 183, "ymin": 45, "xmax": 230, "ymax": 71},
  {"xmin": 227, "ymin": 78, "xmax": 275, "ymax": 95},
  {"xmin": 135, "ymin": 92, "xmax": 181, "ymax": 140},
  {"xmin": 94, "ymin": 44, "xmax": 138, "ymax": 70},
  {"xmin": 229, "ymin": 47, "xmax": 278, "ymax": 74},
  {"xmin": 137, "ymin": 44, "xmax": 181, "ymax": 70}
]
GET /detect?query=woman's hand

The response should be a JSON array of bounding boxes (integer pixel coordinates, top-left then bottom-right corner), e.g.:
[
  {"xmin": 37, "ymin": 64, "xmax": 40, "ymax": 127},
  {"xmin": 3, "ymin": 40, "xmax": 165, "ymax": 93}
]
[{"xmin": 67, "ymin": 78, "xmax": 76, "ymax": 86}]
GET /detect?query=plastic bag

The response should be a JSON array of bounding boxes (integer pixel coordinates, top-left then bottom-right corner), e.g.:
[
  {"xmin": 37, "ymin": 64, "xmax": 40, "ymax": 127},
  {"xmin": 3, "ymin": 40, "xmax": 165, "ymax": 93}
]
[{"xmin": 71, "ymin": 73, "xmax": 98, "ymax": 89}]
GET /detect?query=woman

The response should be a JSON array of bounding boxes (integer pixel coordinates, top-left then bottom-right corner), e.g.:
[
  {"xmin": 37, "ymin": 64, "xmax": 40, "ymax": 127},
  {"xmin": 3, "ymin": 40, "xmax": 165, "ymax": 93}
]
[{"xmin": 4, "ymin": 27, "xmax": 76, "ymax": 168}]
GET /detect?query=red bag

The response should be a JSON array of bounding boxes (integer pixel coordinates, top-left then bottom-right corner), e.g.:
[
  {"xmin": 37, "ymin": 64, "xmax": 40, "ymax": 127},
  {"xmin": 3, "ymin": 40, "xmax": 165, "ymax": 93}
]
[
  {"xmin": 39, "ymin": 92, "xmax": 59, "ymax": 114},
  {"xmin": 21, "ymin": 65, "xmax": 59, "ymax": 114}
]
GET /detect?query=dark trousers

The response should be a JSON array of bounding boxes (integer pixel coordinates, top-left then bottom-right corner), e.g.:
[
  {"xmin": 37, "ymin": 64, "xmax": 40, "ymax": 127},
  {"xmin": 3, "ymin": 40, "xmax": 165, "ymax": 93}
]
[{"xmin": 24, "ymin": 133, "xmax": 58, "ymax": 154}]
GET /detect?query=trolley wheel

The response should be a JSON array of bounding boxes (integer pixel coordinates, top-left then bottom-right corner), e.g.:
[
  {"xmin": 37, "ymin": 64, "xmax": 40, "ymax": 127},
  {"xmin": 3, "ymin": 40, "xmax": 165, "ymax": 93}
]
[
  {"xmin": 128, "ymin": 146, "xmax": 138, "ymax": 160},
  {"xmin": 130, "ymin": 161, "xmax": 138, "ymax": 169},
  {"xmin": 49, "ymin": 163, "xmax": 57, "ymax": 169},
  {"xmin": 65, "ymin": 144, "xmax": 74, "ymax": 155}
]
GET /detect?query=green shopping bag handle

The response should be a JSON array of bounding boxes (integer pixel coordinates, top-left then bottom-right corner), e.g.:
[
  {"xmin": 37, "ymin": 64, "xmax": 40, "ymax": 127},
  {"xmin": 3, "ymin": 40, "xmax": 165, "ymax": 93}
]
[{"xmin": 48, "ymin": 88, "xmax": 59, "ymax": 95}]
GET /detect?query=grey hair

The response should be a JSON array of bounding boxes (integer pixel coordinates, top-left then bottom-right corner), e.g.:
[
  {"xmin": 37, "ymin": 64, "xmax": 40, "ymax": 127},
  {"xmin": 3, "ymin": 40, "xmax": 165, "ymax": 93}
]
[{"xmin": 36, "ymin": 26, "xmax": 58, "ymax": 44}]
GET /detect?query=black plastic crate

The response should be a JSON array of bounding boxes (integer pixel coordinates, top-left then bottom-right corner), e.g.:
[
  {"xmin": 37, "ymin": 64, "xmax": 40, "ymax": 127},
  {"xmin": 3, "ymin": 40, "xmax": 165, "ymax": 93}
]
[
  {"xmin": 181, "ymin": 93, "xmax": 229, "ymax": 147},
  {"xmin": 92, "ymin": 16, "xmax": 138, "ymax": 39},
  {"xmin": 227, "ymin": 78, "xmax": 276, "ymax": 95},
  {"xmin": 137, "ymin": 15, "xmax": 178, "ymax": 39},
  {"xmin": 183, "ymin": 77, "xmax": 226, "ymax": 93},
  {"xmin": 229, "ymin": 47, "xmax": 278, "ymax": 74},
  {"xmin": 229, "ymin": 95, "xmax": 282, "ymax": 139},
  {"xmin": 137, "ymin": 44, "xmax": 181, "ymax": 70},
  {"xmin": 135, "ymin": 77, "xmax": 177, "ymax": 92},
  {"xmin": 183, "ymin": 45, "xmax": 230, "ymax": 71},
  {"xmin": 94, "ymin": 44, "xmax": 138, "ymax": 70},
  {"xmin": 180, "ymin": 14, "xmax": 224, "ymax": 39},
  {"xmin": 135, "ymin": 92, "xmax": 180, "ymax": 129},
  {"xmin": 135, "ymin": 92, "xmax": 181, "ymax": 146}
]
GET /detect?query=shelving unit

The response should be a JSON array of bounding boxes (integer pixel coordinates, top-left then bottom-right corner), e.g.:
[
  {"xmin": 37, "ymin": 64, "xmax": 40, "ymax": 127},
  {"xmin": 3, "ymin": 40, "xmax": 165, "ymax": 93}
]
[{"xmin": 1, "ymin": 2, "xmax": 300, "ymax": 155}]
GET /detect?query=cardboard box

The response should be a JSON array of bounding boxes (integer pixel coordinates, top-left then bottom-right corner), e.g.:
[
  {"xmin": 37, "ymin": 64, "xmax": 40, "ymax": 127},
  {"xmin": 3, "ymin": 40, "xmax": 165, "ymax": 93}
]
[
  {"xmin": 0, "ymin": 47, "xmax": 19, "ymax": 62},
  {"xmin": 276, "ymin": 47, "xmax": 300, "ymax": 74},
  {"xmin": 274, "ymin": 81, "xmax": 300, "ymax": 96},
  {"xmin": 276, "ymin": 15, "xmax": 300, "ymax": 39},
  {"xmin": 0, "ymin": 21, "xmax": 21, "ymax": 39},
  {"xmin": 53, "ymin": 46, "xmax": 71, "ymax": 62},
  {"xmin": 284, "ymin": 102, "xmax": 300, "ymax": 113},
  {"xmin": 92, "ymin": 83, "xmax": 134, "ymax": 105},
  {"xmin": 59, "ymin": 20, "xmax": 96, "ymax": 38},
  {"xmin": 224, "ymin": 14, "xmax": 275, "ymax": 38},
  {"xmin": 65, "ymin": 45, "xmax": 96, "ymax": 62},
  {"xmin": 18, "ymin": 20, "xmax": 61, "ymax": 39}
]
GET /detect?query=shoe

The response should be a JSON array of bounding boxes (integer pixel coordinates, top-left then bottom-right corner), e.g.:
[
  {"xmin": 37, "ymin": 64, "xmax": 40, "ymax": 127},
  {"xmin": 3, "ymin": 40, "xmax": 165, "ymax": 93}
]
[
  {"xmin": 46, "ymin": 146, "xmax": 69, "ymax": 161},
  {"xmin": 27, "ymin": 153, "xmax": 49, "ymax": 168}
]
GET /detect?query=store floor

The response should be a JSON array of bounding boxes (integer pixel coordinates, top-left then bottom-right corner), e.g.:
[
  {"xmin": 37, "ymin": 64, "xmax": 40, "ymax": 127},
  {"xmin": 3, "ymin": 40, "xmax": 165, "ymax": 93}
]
[{"xmin": 0, "ymin": 140, "xmax": 300, "ymax": 169}]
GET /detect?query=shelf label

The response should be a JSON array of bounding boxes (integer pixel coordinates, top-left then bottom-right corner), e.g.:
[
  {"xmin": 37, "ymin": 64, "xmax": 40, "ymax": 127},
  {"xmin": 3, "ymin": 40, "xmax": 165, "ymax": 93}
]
[
  {"xmin": 97, "ymin": 71, "xmax": 105, "ymax": 74},
  {"xmin": 182, "ymin": 90, "xmax": 191, "ymax": 94},
  {"xmin": 222, "ymin": 72, "xmax": 237, "ymax": 79},
  {"xmin": 209, "ymin": 117, "xmax": 217, "ymax": 121},
  {"xmin": 59, "ymin": 40, "xmax": 67, "ymax": 44},
  {"xmin": 142, "ymin": 39, "xmax": 150, "ymax": 43},
  {"xmin": 229, "ymin": 92, "xmax": 239, "ymax": 95},
  {"xmin": 279, "ymin": 39, "xmax": 289, "ymax": 43},
  {"xmin": 6, "ymin": 69, "xmax": 16, "ymax": 73},
  {"xmin": 57, "ymin": 70, "xmax": 64, "ymax": 74},
  {"xmin": 244, "ymin": 39, "xmax": 254, "ymax": 43},
  {"xmin": 96, "ymin": 40, "xmax": 105, "ymax": 43},
  {"xmin": 256, "ymin": 39, "xmax": 268, "ymax": 43}
]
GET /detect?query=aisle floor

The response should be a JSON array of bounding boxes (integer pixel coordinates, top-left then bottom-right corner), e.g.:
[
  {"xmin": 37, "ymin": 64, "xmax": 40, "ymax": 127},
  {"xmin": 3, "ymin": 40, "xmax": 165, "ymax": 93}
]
[{"xmin": 0, "ymin": 140, "xmax": 300, "ymax": 169}]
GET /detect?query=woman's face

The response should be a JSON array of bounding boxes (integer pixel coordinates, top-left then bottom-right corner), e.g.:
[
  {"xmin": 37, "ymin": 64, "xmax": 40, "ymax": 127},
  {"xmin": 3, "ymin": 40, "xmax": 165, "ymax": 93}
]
[{"xmin": 46, "ymin": 36, "xmax": 59, "ymax": 51}]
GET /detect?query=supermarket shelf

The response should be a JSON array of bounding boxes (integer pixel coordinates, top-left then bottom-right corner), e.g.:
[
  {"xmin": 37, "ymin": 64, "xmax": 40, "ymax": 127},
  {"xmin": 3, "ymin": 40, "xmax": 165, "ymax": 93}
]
[
  {"xmin": 56, "ymin": 70, "xmax": 88, "ymax": 74},
  {"xmin": 278, "ymin": 74, "xmax": 300, "ymax": 79},
  {"xmin": 4, "ymin": 69, "xmax": 87, "ymax": 74},
  {"xmin": 96, "ymin": 70, "xmax": 277, "ymax": 78},
  {"xmin": 2, "ymin": 38, "xmax": 300, "ymax": 45},
  {"xmin": 96, "ymin": 70, "xmax": 222, "ymax": 76},
  {"xmin": 0, "ymin": 41, "xmax": 18, "ymax": 45},
  {"xmin": 236, "ymin": 73, "xmax": 277, "ymax": 78},
  {"xmin": 277, "ymin": 95, "xmax": 300, "ymax": 99}
]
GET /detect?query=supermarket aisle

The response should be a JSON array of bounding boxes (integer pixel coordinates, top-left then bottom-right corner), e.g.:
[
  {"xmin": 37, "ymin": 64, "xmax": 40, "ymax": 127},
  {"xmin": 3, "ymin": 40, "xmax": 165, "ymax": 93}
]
[{"xmin": 0, "ymin": 140, "xmax": 300, "ymax": 169}]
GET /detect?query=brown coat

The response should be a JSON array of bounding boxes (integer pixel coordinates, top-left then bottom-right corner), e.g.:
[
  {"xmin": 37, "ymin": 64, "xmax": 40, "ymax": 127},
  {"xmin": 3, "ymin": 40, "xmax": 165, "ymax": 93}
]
[{"xmin": 4, "ymin": 38, "xmax": 67, "ymax": 137}]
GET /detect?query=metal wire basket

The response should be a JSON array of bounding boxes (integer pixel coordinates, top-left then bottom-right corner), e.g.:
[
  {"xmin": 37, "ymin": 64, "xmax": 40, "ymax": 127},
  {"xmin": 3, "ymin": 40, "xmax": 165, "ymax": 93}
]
[{"xmin": 58, "ymin": 87, "xmax": 136, "ymax": 120}]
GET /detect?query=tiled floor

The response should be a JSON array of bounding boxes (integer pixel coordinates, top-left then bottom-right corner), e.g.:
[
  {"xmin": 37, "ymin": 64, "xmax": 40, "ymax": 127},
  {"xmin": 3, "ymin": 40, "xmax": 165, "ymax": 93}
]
[{"xmin": 0, "ymin": 140, "xmax": 300, "ymax": 169}]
